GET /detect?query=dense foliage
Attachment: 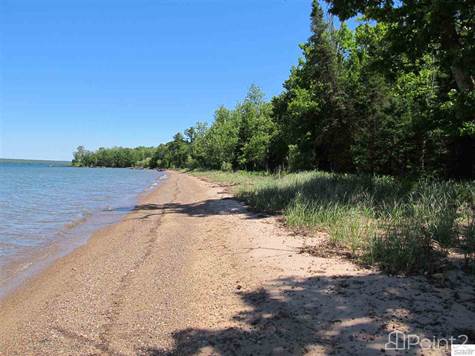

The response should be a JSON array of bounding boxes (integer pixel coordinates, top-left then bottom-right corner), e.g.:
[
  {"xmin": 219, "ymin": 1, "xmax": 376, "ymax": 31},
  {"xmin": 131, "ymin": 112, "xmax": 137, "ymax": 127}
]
[
  {"xmin": 73, "ymin": 0, "xmax": 474, "ymax": 179},
  {"xmin": 72, "ymin": 146, "xmax": 156, "ymax": 168}
]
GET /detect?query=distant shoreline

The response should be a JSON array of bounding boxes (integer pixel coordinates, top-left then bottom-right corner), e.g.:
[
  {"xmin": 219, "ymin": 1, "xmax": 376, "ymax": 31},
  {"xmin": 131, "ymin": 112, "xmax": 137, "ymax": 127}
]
[{"xmin": 0, "ymin": 158, "xmax": 71, "ymax": 166}]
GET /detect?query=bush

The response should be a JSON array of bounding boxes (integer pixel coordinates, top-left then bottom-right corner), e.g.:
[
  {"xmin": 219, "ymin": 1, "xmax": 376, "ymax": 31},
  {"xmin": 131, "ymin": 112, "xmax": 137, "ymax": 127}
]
[{"xmin": 220, "ymin": 161, "xmax": 233, "ymax": 172}]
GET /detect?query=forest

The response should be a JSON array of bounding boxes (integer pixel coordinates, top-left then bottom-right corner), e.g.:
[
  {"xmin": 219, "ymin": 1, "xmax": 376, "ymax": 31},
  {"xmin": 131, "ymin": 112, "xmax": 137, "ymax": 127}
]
[
  {"xmin": 72, "ymin": 0, "xmax": 474, "ymax": 273},
  {"xmin": 73, "ymin": 0, "xmax": 474, "ymax": 180}
]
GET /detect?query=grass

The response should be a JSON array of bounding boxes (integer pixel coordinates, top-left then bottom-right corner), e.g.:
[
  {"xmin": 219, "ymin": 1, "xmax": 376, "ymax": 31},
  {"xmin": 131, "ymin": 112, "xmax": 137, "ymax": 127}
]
[{"xmin": 188, "ymin": 169, "xmax": 475, "ymax": 274}]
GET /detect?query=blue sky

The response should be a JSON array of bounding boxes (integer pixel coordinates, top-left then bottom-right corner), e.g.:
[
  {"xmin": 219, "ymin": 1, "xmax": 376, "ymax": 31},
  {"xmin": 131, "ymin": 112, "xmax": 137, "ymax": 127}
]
[{"xmin": 1, "ymin": 0, "xmax": 339, "ymax": 160}]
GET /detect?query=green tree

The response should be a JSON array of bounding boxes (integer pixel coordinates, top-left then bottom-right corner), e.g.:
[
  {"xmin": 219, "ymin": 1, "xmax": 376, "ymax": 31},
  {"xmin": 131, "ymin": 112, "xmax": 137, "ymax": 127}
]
[
  {"xmin": 271, "ymin": 0, "xmax": 354, "ymax": 172},
  {"xmin": 234, "ymin": 85, "xmax": 276, "ymax": 170},
  {"xmin": 326, "ymin": 0, "xmax": 474, "ymax": 178}
]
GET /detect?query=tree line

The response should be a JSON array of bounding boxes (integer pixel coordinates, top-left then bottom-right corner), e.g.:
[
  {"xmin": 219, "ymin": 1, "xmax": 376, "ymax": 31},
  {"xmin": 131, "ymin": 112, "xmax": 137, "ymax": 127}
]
[
  {"xmin": 72, "ymin": 146, "xmax": 156, "ymax": 168},
  {"xmin": 73, "ymin": 0, "xmax": 474, "ymax": 179}
]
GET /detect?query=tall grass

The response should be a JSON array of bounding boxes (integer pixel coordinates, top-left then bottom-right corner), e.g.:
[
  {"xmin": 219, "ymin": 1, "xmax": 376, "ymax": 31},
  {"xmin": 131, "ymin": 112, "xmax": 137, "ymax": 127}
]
[{"xmin": 190, "ymin": 170, "xmax": 475, "ymax": 274}]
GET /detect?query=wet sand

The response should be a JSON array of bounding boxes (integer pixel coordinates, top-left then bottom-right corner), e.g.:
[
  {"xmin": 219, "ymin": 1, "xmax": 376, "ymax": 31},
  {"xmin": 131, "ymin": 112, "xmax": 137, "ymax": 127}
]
[{"xmin": 0, "ymin": 171, "xmax": 474, "ymax": 355}]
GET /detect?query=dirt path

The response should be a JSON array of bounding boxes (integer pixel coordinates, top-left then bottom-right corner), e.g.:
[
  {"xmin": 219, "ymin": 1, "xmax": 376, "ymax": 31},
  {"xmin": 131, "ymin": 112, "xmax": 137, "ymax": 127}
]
[{"xmin": 0, "ymin": 171, "xmax": 474, "ymax": 355}]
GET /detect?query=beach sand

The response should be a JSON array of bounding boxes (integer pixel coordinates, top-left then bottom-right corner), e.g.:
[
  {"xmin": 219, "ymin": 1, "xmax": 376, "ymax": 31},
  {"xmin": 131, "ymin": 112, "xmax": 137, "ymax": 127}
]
[{"xmin": 1, "ymin": 171, "xmax": 474, "ymax": 355}]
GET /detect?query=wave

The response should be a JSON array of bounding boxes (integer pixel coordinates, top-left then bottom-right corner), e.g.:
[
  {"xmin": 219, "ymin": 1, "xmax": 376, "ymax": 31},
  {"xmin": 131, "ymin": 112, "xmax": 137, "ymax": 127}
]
[{"xmin": 63, "ymin": 211, "xmax": 93, "ymax": 230}]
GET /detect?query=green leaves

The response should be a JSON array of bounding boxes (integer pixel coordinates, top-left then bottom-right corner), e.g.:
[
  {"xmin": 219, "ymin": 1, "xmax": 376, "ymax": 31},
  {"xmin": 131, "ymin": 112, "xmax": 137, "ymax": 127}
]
[
  {"xmin": 72, "ymin": 146, "xmax": 157, "ymax": 168},
  {"xmin": 73, "ymin": 0, "xmax": 473, "ymax": 179}
]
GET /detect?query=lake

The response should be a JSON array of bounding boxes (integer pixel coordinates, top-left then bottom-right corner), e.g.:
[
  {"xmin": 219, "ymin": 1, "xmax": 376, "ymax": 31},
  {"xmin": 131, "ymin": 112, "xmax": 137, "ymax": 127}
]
[{"xmin": 0, "ymin": 160, "xmax": 163, "ymax": 296}]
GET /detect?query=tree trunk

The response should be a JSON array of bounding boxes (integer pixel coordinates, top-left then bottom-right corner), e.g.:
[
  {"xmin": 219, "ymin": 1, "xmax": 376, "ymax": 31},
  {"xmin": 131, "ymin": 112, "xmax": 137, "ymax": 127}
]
[
  {"xmin": 439, "ymin": 9, "xmax": 474, "ymax": 92},
  {"xmin": 451, "ymin": 63, "xmax": 474, "ymax": 93}
]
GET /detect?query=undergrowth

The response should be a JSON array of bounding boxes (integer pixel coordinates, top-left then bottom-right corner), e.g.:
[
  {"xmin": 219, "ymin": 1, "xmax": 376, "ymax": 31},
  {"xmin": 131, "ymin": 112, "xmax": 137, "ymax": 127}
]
[{"xmin": 189, "ymin": 169, "xmax": 475, "ymax": 274}]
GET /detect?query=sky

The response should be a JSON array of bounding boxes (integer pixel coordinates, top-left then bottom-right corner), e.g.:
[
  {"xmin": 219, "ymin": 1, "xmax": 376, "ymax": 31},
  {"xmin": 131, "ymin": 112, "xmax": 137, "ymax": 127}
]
[{"xmin": 0, "ymin": 0, "xmax": 337, "ymax": 161}]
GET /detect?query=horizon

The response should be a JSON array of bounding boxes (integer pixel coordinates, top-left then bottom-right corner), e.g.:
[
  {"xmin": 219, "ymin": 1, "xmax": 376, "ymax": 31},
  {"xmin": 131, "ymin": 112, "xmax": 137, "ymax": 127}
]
[
  {"xmin": 1, "ymin": 0, "xmax": 322, "ymax": 161},
  {"xmin": 0, "ymin": 157, "xmax": 71, "ymax": 162}
]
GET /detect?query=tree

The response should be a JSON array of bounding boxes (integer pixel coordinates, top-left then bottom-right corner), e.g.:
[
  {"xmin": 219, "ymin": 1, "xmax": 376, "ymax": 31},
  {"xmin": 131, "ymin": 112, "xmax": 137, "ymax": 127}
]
[
  {"xmin": 201, "ymin": 107, "xmax": 240, "ymax": 170},
  {"xmin": 325, "ymin": 0, "xmax": 474, "ymax": 93},
  {"xmin": 234, "ymin": 85, "xmax": 276, "ymax": 170},
  {"xmin": 271, "ymin": 0, "xmax": 354, "ymax": 172},
  {"xmin": 72, "ymin": 146, "xmax": 88, "ymax": 166},
  {"xmin": 326, "ymin": 0, "xmax": 474, "ymax": 178}
]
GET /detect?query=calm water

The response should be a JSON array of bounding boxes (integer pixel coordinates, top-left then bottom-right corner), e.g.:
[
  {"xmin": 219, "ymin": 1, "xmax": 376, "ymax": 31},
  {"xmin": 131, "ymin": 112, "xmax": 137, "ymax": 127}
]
[{"xmin": 0, "ymin": 161, "xmax": 163, "ymax": 294}]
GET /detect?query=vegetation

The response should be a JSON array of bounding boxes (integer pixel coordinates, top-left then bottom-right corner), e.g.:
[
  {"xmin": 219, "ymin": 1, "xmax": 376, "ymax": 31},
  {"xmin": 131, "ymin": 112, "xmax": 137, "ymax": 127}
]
[
  {"xmin": 72, "ymin": 146, "xmax": 156, "ymax": 168},
  {"xmin": 72, "ymin": 0, "xmax": 474, "ymax": 273},
  {"xmin": 0, "ymin": 158, "xmax": 71, "ymax": 166},
  {"xmin": 191, "ymin": 170, "xmax": 475, "ymax": 274},
  {"xmin": 74, "ymin": 0, "xmax": 473, "ymax": 177}
]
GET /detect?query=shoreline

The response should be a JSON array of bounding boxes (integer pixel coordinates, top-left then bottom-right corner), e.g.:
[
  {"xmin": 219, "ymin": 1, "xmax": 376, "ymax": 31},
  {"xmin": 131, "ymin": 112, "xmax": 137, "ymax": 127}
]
[
  {"xmin": 1, "ymin": 170, "xmax": 474, "ymax": 355},
  {"xmin": 0, "ymin": 170, "xmax": 189, "ymax": 354},
  {"xmin": 0, "ymin": 171, "xmax": 166, "ymax": 301}
]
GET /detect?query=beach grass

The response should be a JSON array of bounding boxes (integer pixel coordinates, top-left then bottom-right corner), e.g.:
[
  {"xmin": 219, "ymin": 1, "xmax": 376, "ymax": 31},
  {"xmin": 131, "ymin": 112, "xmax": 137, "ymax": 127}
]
[{"xmin": 188, "ymin": 169, "xmax": 475, "ymax": 274}]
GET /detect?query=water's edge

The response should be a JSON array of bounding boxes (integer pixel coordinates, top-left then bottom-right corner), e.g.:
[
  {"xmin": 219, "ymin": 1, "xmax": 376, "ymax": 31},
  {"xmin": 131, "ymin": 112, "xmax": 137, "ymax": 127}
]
[{"xmin": 0, "ymin": 171, "xmax": 168, "ymax": 300}]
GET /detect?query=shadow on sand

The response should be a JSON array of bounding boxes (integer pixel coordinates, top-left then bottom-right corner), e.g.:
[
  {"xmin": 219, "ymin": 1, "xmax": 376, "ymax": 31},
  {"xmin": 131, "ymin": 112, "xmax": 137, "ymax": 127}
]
[
  {"xmin": 115, "ymin": 198, "xmax": 270, "ymax": 221},
  {"xmin": 101, "ymin": 195, "xmax": 475, "ymax": 355},
  {"xmin": 138, "ymin": 272, "xmax": 475, "ymax": 355}
]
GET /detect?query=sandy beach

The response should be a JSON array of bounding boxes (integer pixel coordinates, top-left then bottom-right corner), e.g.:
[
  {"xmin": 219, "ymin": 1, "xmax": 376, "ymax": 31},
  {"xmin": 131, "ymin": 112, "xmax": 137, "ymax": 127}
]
[{"xmin": 1, "ymin": 171, "xmax": 474, "ymax": 355}]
